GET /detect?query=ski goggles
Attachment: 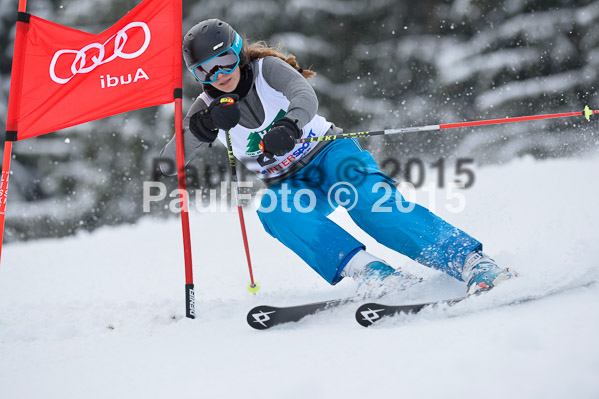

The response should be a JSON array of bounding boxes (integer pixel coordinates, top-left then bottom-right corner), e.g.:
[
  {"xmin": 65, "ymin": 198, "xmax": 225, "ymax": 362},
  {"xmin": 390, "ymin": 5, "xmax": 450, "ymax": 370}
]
[{"xmin": 189, "ymin": 33, "xmax": 243, "ymax": 84}]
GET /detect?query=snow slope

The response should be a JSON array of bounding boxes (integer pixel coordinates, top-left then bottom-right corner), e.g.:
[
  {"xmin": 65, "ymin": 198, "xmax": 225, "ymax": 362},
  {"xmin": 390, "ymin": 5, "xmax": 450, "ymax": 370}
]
[{"xmin": 1, "ymin": 154, "xmax": 598, "ymax": 399}]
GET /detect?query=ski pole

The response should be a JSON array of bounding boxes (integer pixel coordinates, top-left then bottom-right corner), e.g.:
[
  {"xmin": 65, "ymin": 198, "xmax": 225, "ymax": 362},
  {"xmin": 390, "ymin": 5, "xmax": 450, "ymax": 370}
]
[
  {"xmin": 297, "ymin": 105, "xmax": 598, "ymax": 144},
  {"xmin": 225, "ymin": 130, "xmax": 260, "ymax": 294}
]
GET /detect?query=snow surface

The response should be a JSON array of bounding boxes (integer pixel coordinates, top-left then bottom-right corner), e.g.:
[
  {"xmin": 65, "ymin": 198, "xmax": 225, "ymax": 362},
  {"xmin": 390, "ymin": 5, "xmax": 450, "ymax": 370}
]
[{"xmin": 1, "ymin": 154, "xmax": 599, "ymax": 399}]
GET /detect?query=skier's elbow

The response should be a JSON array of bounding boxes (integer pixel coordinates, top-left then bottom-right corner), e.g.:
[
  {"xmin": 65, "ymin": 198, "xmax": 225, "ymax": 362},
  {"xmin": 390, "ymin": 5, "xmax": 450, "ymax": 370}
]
[{"xmin": 158, "ymin": 147, "xmax": 177, "ymax": 177}]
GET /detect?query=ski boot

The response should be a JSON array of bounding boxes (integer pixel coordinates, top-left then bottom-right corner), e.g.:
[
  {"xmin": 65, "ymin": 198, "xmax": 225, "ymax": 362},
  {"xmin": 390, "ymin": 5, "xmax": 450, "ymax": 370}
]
[
  {"xmin": 355, "ymin": 261, "xmax": 421, "ymax": 298},
  {"xmin": 462, "ymin": 251, "xmax": 518, "ymax": 296},
  {"xmin": 341, "ymin": 250, "xmax": 420, "ymax": 298}
]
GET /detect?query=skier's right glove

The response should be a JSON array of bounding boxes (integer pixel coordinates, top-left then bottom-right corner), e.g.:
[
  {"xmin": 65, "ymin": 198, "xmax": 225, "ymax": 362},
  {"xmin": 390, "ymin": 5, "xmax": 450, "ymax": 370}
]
[
  {"xmin": 189, "ymin": 94, "xmax": 241, "ymax": 143},
  {"xmin": 260, "ymin": 117, "xmax": 302, "ymax": 156}
]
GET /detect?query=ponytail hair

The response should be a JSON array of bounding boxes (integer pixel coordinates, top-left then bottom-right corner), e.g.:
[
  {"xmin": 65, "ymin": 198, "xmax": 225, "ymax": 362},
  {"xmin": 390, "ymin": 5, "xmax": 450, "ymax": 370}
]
[{"xmin": 240, "ymin": 40, "xmax": 316, "ymax": 79}]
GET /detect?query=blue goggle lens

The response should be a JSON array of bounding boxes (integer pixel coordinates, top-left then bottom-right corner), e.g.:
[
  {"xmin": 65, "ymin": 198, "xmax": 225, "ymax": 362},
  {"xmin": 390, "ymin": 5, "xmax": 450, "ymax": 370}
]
[{"xmin": 190, "ymin": 48, "xmax": 240, "ymax": 84}]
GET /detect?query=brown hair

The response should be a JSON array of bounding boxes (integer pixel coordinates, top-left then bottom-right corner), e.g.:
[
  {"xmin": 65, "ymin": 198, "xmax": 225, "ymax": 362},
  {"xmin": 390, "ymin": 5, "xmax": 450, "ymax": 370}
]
[{"xmin": 241, "ymin": 40, "xmax": 316, "ymax": 79}]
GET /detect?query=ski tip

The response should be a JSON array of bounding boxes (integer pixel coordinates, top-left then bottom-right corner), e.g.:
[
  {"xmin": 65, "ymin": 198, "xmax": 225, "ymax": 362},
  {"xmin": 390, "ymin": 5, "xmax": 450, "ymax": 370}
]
[
  {"xmin": 247, "ymin": 282, "xmax": 260, "ymax": 294},
  {"xmin": 246, "ymin": 305, "xmax": 277, "ymax": 330},
  {"xmin": 355, "ymin": 303, "xmax": 389, "ymax": 327}
]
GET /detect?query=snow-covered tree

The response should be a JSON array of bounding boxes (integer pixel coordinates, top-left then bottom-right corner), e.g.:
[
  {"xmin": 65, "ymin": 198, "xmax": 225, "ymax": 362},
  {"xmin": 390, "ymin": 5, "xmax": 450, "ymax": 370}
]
[{"xmin": 1, "ymin": 0, "xmax": 597, "ymax": 242}]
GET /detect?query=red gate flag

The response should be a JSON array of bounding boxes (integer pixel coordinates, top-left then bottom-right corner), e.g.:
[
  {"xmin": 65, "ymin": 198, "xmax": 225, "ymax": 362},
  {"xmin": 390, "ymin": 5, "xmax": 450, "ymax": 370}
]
[{"xmin": 6, "ymin": 0, "xmax": 182, "ymax": 141}]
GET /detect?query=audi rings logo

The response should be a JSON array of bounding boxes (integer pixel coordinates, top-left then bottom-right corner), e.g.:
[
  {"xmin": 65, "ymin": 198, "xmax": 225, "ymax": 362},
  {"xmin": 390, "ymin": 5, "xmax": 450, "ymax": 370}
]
[{"xmin": 49, "ymin": 22, "xmax": 151, "ymax": 85}]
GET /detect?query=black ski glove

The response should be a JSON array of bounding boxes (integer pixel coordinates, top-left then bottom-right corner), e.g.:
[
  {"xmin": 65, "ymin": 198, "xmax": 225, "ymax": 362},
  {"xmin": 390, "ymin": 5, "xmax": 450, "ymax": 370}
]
[
  {"xmin": 260, "ymin": 117, "xmax": 302, "ymax": 156},
  {"xmin": 189, "ymin": 94, "xmax": 241, "ymax": 143}
]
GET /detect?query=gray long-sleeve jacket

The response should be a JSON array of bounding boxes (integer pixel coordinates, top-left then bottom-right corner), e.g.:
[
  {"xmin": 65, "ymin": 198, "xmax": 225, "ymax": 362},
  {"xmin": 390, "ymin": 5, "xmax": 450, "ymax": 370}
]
[{"xmin": 159, "ymin": 56, "xmax": 340, "ymax": 186}]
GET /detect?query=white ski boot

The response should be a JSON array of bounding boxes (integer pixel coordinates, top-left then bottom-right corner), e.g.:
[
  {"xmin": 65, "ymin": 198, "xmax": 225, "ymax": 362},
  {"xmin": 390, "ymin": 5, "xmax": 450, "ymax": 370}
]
[{"xmin": 462, "ymin": 251, "xmax": 518, "ymax": 295}]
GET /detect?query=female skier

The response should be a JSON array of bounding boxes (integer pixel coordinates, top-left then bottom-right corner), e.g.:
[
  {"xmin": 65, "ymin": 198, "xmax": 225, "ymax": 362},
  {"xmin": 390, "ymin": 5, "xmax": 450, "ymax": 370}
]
[{"xmin": 160, "ymin": 19, "xmax": 516, "ymax": 296}]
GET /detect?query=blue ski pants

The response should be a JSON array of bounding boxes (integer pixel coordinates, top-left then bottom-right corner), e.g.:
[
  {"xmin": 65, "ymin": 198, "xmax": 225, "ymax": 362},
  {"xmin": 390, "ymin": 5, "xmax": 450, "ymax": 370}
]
[{"xmin": 257, "ymin": 139, "xmax": 482, "ymax": 285}]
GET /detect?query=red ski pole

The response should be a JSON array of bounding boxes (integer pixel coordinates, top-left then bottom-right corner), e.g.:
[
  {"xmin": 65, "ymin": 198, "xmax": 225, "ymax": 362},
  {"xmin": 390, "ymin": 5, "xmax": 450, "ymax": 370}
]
[{"xmin": 297, "ymin": 105, "xmax": 598, "ymax": 143}]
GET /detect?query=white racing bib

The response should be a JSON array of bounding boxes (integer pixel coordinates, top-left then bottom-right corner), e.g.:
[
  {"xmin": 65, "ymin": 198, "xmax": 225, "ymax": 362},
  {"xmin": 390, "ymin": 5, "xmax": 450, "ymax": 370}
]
[{"xmin": 200, "ymin": 58, "xmax": 331, "ymax": 180}]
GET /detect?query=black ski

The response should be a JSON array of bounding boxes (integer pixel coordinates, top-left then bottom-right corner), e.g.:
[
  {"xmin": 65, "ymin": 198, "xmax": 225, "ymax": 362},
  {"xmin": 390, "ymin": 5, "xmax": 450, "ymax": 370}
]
[
  {"xmin": 355, "ymin": 296, "xmax": 466, "ymax": 327},
  {"xmin": 247, "ymin": 298, "xmax": 353, "ymax": 330},
  {"xmin": 355, "ymin": 280, "xmax": 595, "ymax": 327}
]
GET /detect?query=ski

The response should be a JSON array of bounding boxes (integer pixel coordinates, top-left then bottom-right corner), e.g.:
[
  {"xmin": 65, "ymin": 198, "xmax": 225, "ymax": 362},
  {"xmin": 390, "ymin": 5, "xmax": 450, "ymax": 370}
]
[
  {"xmin": 247, "ymin": 297, "xmax": 353, "ymax": 330},
  {"xmin": 355, "ymin": 296, "xmax": 466, "ymax": 327},
  {"xmin": 355, "ymin": 280, "xmax": 596, "ymax": 327}
]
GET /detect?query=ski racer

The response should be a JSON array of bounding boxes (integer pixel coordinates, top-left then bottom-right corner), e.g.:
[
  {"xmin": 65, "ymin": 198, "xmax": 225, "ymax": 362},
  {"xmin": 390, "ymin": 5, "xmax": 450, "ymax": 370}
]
[{"xmin": 160, "ymin": 19, "xmax": 517, "ymax": 296}]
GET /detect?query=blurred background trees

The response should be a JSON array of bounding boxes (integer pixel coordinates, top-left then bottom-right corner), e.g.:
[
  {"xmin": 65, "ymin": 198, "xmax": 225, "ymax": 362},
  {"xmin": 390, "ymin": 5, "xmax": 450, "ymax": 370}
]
[{"xmin": 1, "ymin": 0, "xmax": 597, "ymax": 242}]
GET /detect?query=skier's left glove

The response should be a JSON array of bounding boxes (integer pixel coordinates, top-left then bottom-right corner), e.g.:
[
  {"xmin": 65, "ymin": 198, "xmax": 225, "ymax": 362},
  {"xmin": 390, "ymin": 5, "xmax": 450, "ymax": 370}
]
[{"xmin": 260, "ymin": 117, "xmax": 301, "ymax": 156}]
